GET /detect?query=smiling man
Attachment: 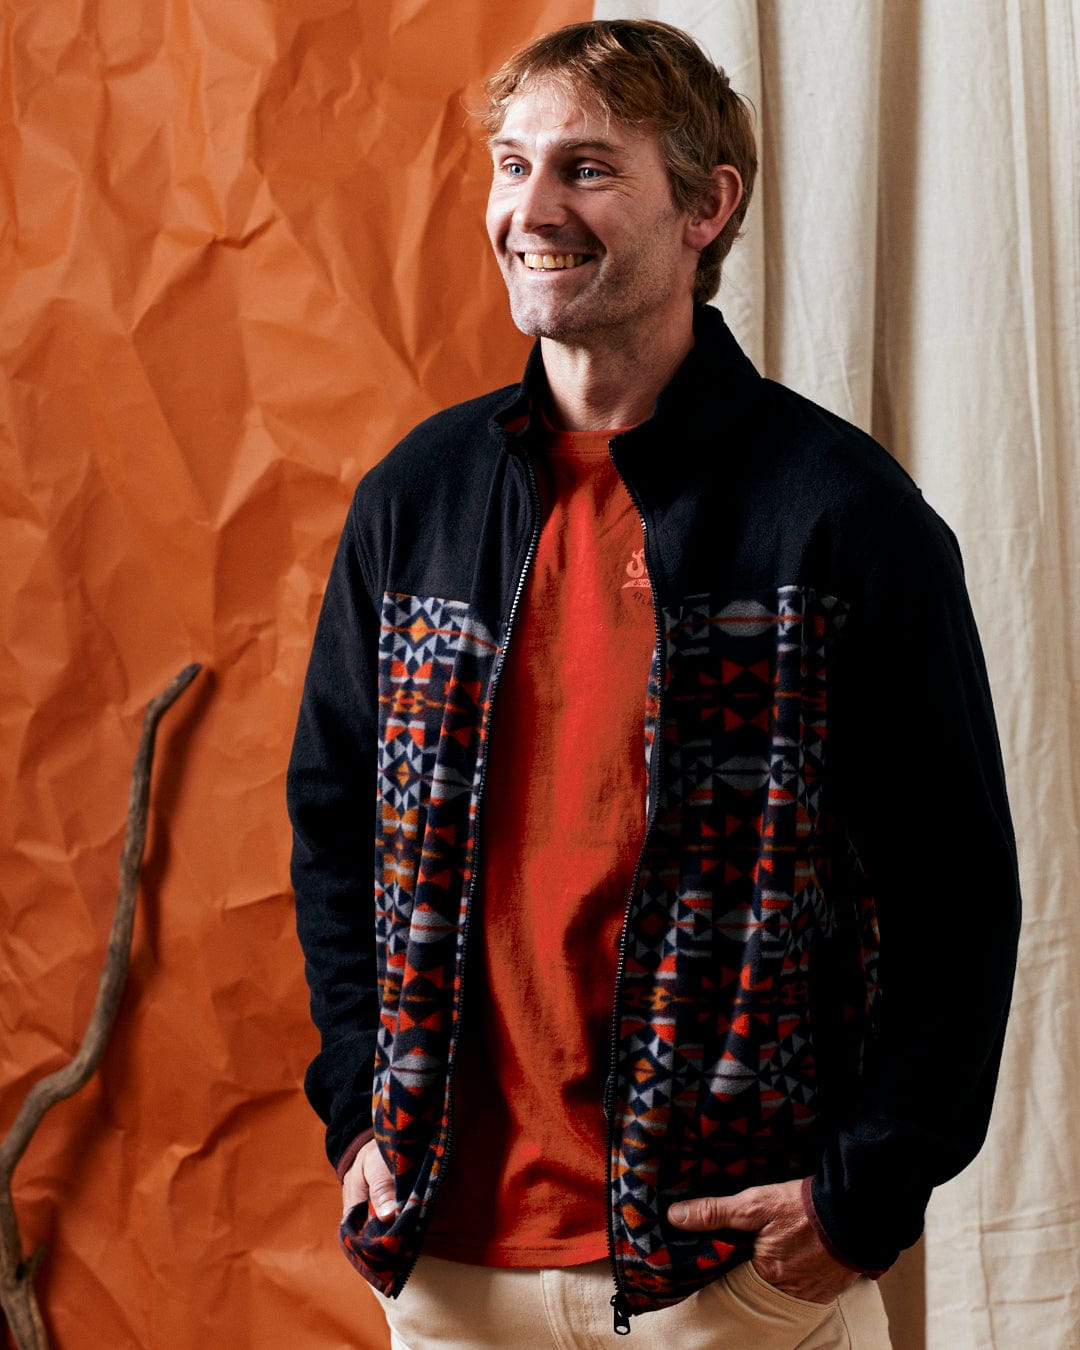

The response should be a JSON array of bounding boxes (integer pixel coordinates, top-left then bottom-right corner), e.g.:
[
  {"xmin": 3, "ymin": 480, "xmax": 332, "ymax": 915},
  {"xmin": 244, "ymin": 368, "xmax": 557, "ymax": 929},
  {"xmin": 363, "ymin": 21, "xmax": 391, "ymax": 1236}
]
[
  {"xmin": 288, "ymin": 20, "xmax": 1020, "ymax": 1349},
  {"xmin": 485, "ymin": 81, "xmax": 735, "ymax": 410}
]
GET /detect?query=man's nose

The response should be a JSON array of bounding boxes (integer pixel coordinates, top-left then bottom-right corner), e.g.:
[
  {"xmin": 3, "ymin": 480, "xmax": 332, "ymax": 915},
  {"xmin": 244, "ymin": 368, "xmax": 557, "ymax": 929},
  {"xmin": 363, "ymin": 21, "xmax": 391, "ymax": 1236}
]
[{"xmin": 513, "ymin": 168, "xmax": 568, "ymax": 234}]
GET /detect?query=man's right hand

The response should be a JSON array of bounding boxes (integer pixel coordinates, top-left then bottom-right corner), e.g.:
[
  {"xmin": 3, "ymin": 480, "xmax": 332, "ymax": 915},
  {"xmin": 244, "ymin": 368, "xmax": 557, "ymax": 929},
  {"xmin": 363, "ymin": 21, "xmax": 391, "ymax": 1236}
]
[{"xmin": 342, "ymin": 1138, "xmax": 397, "ymax": 1221}]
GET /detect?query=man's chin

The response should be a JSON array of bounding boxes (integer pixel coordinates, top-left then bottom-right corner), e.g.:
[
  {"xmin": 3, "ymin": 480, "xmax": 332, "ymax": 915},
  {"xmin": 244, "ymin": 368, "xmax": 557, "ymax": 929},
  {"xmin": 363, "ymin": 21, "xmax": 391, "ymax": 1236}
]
[{"xmin": 506, "ymin": 296, "xmax": 590, "ymax": 344}]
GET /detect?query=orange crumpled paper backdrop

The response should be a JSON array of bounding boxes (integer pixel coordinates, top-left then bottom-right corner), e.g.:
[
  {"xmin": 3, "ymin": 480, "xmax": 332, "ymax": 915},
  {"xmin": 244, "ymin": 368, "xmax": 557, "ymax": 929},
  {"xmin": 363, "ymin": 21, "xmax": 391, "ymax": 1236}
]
[{"xmin": 1, "ymin": 2, "xmax": 586, "ymax": 1345}]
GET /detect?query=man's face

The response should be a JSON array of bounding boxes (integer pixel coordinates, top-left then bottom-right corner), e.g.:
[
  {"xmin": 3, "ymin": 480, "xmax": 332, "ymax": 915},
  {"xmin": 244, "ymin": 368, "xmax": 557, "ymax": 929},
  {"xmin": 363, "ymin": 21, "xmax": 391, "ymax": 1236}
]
[{"xmin": 485, "ymin": 82, "xmax": 698, "ymax": 348}]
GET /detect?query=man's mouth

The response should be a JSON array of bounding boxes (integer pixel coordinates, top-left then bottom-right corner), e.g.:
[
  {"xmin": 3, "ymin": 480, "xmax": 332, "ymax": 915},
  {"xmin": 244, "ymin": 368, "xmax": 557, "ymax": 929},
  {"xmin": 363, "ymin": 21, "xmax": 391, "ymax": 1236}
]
[{"xmin": 521, "ymin": 252, "xmax": 589, "ymax": 270}]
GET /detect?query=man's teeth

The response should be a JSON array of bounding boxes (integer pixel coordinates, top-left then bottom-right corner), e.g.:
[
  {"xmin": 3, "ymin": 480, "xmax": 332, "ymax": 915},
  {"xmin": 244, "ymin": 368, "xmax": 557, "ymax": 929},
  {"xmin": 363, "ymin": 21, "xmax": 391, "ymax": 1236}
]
[{"xmin": 523, "ymin": 252, "xmax": 587, "ymax": 270}]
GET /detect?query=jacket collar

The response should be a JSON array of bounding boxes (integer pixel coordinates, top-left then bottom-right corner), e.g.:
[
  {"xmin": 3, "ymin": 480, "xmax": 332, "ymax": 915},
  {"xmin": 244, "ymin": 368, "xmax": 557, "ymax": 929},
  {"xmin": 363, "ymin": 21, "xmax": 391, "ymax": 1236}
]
[{"xmin": 490, "ymin": 305, "xmax": 761, "ymax": 450}]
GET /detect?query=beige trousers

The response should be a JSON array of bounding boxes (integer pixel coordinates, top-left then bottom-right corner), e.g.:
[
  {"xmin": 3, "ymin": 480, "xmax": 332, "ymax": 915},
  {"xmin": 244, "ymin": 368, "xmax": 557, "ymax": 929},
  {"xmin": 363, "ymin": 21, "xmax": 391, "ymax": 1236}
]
[{"xmin": 376, "ymin": 1254, "xmax": 891, "ymax": 1349}]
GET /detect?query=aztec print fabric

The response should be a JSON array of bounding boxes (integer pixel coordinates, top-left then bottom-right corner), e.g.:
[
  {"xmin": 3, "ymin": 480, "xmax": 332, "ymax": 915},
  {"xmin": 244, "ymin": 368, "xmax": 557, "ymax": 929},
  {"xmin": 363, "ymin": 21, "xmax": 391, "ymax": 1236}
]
[
  {"xmin": 340, "ymin": 584, "xmax": 881, "ymax": 1311},
  {"xmin": 343, "ymin": 591, "xmax": 504, "ymax": 1289},
  {"xmin": 609, "ymin": 586, "xmax": 879, "ymax": 1312}
]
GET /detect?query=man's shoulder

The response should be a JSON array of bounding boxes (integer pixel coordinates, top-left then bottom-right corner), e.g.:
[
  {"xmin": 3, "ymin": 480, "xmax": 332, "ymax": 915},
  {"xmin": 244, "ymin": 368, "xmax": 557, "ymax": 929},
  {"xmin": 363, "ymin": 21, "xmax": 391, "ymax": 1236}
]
[
  {"xmin": 362, "ymin": 382, "xmax": 521, "ymax": 492},
  {"xmin": 339, "ymin": 383, "xmax": 525, "ymax": 575},
  {"xmin": 404, "ymin": 381, "xmax": 522, "ymax": 443},
  {"xmin": 746, "ymin": 377, "xmax": 939, "ymax": 538},
  {"xmin": 737, "ymin": 378, "xmax": 961, "ymax": 583},
  {"xmin": 755, "ymin": 378, "xmax": 914, "ymax": 496}
]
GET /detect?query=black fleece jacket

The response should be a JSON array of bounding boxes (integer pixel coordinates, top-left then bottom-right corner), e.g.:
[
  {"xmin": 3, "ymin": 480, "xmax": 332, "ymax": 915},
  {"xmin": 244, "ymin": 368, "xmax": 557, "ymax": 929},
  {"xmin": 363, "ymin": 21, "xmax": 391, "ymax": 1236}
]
[{"xmin": 288, "ymin": 305, "xmax": 1021, "ymax": 1312}]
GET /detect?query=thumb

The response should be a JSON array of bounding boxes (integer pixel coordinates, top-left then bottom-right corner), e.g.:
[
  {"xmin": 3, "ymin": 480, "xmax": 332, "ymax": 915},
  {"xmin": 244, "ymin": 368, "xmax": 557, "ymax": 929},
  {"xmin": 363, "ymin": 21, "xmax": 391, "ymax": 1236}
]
[
  {"xmin": 364, "ymin": 1144, "xmax": 398, "ymax": 1221},
  {"xmin": 667, "ymin": 1189, "xmax": 764, "ymax": 1233}
]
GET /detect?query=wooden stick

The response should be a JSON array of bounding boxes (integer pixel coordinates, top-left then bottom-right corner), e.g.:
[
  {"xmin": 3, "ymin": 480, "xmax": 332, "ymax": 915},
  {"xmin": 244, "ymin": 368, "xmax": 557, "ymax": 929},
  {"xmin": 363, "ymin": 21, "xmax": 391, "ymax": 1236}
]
[{"xmin": 0, "ymin": 663, "xmax": 202, "ymax": 1349}]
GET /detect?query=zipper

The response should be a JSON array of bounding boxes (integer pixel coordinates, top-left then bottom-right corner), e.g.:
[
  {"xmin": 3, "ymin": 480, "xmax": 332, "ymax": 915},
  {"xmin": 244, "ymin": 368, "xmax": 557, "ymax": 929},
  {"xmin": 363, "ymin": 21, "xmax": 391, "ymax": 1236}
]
[
  {"xmin": 390, "ymin": 446, "xmax": 543, "ymax": 1298},
  {"xmin": 604, "ymin": 440, "xmax": 668, "ymax": 1335},
  {"xmin": 611, "ymin": 1290, "xmax": 633, "ymax": 1336}
]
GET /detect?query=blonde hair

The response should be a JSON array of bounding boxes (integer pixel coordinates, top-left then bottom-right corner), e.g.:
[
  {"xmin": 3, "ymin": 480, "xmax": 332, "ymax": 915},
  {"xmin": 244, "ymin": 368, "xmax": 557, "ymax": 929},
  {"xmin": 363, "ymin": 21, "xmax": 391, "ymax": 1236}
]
[{"xmin": 481, "ymin": 19, "xmax": 757, "ymax": 303}]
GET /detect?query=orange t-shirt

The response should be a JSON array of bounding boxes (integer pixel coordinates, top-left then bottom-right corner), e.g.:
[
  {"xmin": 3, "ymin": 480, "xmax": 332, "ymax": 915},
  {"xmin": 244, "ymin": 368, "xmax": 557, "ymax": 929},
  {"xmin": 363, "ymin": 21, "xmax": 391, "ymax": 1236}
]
[{"xmin": 424, "ymin": 425, "xmax": 655, "ymax": 1266}]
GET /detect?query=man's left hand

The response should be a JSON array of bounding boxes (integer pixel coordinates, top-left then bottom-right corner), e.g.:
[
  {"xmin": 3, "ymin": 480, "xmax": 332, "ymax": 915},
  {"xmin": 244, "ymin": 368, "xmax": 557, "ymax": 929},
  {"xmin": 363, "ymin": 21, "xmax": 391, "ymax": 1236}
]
[{"xmin": 667, "ymin": 1179, "xmax": 858, "ymax": 1304}]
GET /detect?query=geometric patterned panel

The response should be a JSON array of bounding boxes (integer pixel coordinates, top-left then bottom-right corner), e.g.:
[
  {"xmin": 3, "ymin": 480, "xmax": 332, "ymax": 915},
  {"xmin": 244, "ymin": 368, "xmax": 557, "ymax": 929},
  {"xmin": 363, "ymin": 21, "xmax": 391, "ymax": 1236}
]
[
  {"xmin": 609, "ymin": 587, "xmax": 882, "ymax": 1312},
  {"xmin": 342, "ymin": 591, "xmax": 502, "ymax": 1292}
]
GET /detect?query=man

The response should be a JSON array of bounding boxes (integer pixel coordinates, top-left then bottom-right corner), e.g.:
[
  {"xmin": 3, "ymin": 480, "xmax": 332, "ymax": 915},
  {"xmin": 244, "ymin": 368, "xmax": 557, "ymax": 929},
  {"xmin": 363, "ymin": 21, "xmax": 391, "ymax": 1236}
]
[{"xmin": 288, "ymin": 20, "xmax": 1020, "ymax": 1347}]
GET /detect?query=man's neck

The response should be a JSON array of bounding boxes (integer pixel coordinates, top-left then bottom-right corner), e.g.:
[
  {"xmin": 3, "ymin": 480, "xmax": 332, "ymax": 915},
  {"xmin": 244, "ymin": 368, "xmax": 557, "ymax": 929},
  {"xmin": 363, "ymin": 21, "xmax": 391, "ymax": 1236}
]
[{"xmin": 539, "ymin": 309, "xmax": 696, "ymax": 431}]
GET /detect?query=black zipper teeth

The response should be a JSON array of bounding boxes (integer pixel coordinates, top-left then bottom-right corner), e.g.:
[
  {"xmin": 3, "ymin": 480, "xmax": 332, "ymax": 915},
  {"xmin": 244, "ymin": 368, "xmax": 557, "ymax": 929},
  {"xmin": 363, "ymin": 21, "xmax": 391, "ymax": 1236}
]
[
  {"xmin": 391, "ymin": 450, "xmax": 542, "ymax": 1298},
  {"xmin": 604, "ymin": 443, "xmax": 668, "ymax": 1329}
]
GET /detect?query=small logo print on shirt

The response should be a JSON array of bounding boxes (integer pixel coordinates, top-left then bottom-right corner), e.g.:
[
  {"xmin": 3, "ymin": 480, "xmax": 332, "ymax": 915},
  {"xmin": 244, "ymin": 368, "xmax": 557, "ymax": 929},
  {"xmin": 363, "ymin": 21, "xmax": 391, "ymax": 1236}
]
[{"xmin": 623, "ymin": 547, "xmax": 651, "ymax": 598}]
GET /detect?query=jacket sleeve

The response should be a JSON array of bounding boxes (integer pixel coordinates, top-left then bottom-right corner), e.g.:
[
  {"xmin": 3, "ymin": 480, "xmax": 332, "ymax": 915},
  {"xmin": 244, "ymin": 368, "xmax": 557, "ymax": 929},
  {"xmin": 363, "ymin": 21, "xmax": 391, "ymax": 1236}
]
[
  {"xmin": 287, "ymin": 493, "xmax": 382, "ymax": 1171},
  {"xmin": 813, "ymin": 491, "xmax": 1022, "ymax": 1272}
]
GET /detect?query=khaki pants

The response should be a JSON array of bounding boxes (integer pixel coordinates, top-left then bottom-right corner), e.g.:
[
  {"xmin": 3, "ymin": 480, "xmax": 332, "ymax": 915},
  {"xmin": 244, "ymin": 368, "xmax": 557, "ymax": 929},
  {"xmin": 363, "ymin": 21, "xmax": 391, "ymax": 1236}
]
[{"xmin": 377, "ymin": 1254, "xmax": 891, "ymax": 1349}]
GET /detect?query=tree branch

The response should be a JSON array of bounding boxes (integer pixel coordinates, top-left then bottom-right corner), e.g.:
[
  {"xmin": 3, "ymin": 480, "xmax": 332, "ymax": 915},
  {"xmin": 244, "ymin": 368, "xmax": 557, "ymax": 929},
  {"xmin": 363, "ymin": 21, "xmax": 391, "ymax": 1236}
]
[{"xmin": 0, "ymin": 663, "xmax": 202, "ymax": 1349}]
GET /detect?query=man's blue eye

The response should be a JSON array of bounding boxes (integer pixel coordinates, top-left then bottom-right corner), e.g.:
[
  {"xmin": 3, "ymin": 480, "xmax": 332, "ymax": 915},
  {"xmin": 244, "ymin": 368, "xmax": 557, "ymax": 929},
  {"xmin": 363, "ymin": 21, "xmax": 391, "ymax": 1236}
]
[
  {"xmin": 578, "ymin": 167, "xmax": 601, "ymax": 180},
  {"xmin": 505, "ymin": 163, "xmax": 526, "ymax": 176}
]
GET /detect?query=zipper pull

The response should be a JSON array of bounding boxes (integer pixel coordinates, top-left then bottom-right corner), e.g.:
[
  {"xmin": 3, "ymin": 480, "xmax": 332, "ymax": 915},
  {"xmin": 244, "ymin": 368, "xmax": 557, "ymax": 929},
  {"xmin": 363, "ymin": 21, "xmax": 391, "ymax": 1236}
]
[{"xmin": 611, "ymin": 1290, "xmax": 632, "ymax": 1336}]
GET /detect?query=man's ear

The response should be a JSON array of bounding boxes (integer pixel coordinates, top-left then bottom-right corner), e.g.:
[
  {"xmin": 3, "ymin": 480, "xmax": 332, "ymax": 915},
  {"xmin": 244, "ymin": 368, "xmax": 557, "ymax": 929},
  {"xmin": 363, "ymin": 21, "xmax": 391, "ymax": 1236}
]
[{"xmin": 684, "ymin": 165, "xmax": 743, "ymax": 251}]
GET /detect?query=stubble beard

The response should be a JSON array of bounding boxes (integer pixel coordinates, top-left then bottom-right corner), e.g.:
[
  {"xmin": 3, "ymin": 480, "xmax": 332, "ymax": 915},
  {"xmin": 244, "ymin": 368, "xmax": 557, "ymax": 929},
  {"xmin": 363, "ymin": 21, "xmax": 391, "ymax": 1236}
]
[
  {"xmin": 501, "ymin": 256, "xmax": 603, "ymax": 342},
  {"xmin": 503, "ymin": 257, "xmax": 664, "ymax": 347},
  {"xmin": 501, "ymin": 213, "xmax": 687, "ymax": 347}
]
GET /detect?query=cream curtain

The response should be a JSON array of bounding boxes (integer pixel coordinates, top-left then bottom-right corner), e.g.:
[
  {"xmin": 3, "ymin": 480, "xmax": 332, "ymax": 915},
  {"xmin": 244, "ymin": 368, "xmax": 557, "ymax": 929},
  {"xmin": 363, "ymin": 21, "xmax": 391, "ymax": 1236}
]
[{"xmin": 595, "ymin": 3, "xmax": 1080, "ymax": 1347}]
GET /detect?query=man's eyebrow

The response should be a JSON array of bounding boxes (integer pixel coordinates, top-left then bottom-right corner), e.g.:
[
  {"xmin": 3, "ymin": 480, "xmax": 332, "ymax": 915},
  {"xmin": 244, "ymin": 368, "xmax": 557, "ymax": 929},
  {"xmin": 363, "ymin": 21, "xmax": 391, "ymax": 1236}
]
[{"xmin": 489, "ymin": 136, "xmax": 624, "ymax": 155}]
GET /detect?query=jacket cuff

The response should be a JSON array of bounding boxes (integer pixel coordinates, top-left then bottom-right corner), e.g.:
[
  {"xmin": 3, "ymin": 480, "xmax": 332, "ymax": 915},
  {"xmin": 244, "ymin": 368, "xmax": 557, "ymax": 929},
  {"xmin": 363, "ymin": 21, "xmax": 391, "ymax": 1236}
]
[
  {"xmin": 801, "ymin": 1177, "xmax": 889, "ymax": 1279},
  {"xmin": 334, "ymin": 1128, "xmax": 374, "ymax": 1183}
]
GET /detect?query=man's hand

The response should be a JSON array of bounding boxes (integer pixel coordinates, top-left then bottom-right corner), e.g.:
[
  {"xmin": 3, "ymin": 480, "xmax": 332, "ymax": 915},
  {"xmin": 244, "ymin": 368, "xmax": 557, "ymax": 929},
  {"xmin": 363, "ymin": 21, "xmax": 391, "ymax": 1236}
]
[
  {"xmin": 667, "ymin": 1179, "xmax": 858, "ymax": 1304},
  {"xmin": 342, "ymin": 1138, "xmax": 397, "ymax": 1221}
]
